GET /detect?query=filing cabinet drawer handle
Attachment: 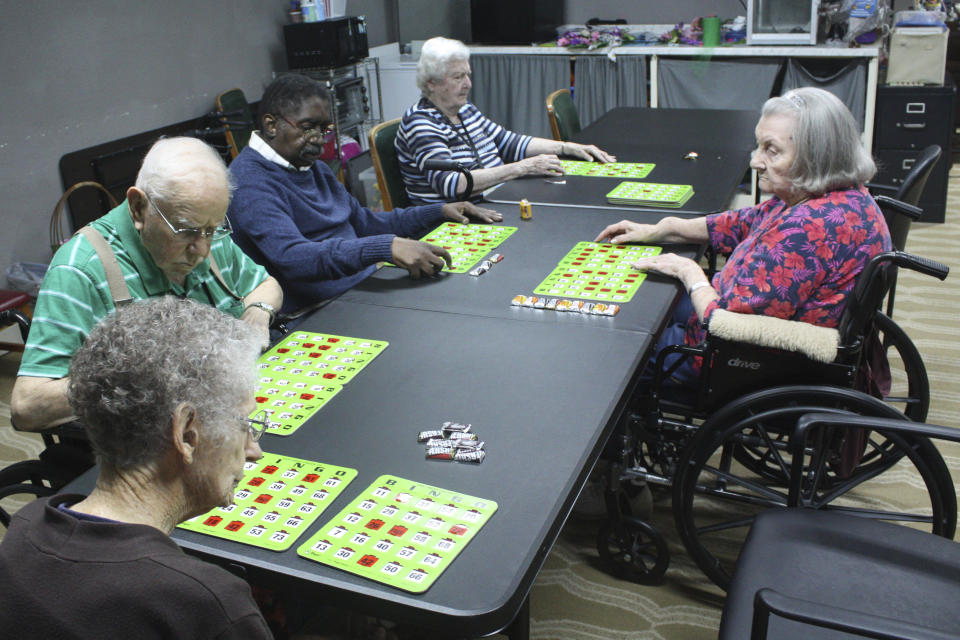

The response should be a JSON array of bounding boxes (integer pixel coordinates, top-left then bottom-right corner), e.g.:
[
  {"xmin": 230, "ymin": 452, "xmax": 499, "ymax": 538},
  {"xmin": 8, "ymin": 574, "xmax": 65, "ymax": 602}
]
[
  {"xmin": 905, "ymin": 102, "xmax": 926, "ymax": 114},
  {"xmin": 902, "ymin": 159, "xmax": 915, "ymax": 170},
  {"xmin": 902, "ymin": 123, "xmax": 926, "ymax": 130}
]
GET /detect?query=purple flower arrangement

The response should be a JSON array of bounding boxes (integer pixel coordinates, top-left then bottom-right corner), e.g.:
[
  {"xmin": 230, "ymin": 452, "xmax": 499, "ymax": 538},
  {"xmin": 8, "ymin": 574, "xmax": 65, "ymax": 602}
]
[
  {"xmin": 556, "ymin": 26, "xmax": 635, "ymax": 49},
  {"xmin": 659, "ymin": 22, "xmax": 702, "ymax": 46}
]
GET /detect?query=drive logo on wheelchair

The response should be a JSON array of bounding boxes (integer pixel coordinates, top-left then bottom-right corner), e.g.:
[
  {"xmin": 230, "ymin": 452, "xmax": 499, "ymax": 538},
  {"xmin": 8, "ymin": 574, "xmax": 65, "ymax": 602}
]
[{"xmin": 726, "ymin": 357, "xmax": 761, "ymax": 370}]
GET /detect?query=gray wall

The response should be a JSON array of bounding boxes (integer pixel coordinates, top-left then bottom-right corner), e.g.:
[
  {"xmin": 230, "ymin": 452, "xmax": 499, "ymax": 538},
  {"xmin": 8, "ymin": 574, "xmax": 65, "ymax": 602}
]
[
  {"xmin": 397, "ymin": 0, "xmax": 471, "ymax": 44},
  {"xmin": 0, "ymin": 2, "xmax": 283, "ymax": 279},
  {"xmin": 0, "ymin": 0, "xmax": 395, "ymax": 281}
]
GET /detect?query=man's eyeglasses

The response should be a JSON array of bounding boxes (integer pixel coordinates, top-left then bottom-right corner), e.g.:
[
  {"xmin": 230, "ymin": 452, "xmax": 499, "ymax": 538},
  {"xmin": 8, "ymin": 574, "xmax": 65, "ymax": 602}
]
[
  {"xmin": 278, "ymin": 114, "xmax": 335, "ymax": 139},
  {"xmin": 144, "ymin": 192, "xmax": 232, "ymax": 242},
  {"xmin": 243, "ymin": 409, "xmax": 271, "ymax": 442}
]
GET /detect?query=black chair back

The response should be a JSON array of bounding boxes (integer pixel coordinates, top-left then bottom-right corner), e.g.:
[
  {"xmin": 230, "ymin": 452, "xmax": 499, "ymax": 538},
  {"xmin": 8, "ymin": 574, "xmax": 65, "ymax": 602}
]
[{"xmin": 896, "ymin": 144, "xmax": 942, "ymax": 206}]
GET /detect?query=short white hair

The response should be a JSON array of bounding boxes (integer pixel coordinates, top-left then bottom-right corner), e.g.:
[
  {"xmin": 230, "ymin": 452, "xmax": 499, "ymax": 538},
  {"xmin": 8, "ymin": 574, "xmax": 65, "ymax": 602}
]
[
  {"xmin": 761, "ymin": 87, "xmax": 876, "ymax": 195},
  {"xmin": 135, "ymin": 137, "xmax": 233, "ymax": 210},
  {"xmin": 416, "ymin": 37, "xmax": 470, "ymax": 94}
]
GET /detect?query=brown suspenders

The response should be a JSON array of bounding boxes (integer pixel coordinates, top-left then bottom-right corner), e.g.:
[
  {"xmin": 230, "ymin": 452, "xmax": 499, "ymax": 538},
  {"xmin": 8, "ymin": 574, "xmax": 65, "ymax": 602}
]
[{"xmin": 77, "ymin": 226, "xmax": 242, "ymax": 305}]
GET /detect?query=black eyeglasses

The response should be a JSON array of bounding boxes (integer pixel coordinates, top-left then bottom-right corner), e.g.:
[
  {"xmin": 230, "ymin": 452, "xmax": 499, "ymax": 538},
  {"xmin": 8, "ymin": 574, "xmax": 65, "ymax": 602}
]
[
  {"xmin": 243, "ymin": 409, "xmax": 271, "ymax": 442},
  {"xmin": 277, "ymin": 114, "xmax": 335, "ymax": 139},
  {"xmin": 144, "ymin": 192, "xmax": 232, "ymax": 242}
]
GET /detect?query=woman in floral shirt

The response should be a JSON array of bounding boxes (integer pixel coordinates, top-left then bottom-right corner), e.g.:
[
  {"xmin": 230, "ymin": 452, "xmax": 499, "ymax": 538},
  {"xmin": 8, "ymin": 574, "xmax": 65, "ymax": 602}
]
[{"xmin": 595, "ymin": 87, "xmax": 891, "ymax": 387}]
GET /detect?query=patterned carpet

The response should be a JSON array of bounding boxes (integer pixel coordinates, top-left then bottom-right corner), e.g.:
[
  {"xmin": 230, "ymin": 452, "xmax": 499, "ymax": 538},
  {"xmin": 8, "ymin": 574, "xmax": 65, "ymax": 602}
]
[{"xmin": 1, "ymin": 170, "xmax": 958, "ymax": 639}]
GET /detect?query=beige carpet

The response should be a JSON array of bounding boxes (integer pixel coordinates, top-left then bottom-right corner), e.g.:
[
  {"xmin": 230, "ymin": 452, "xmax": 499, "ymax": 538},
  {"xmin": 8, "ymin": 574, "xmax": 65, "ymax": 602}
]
[{"xmin": 2, "ymin": 172, "xmax": 959, "ymax": 639}]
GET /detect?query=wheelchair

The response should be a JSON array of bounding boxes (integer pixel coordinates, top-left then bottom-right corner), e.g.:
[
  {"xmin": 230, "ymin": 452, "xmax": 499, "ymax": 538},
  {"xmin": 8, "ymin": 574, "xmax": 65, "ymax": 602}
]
[
  {"xmin": 0, "ymin": 309, "xmax": 94, "ymax": 528},
  {"xmin": 595, "ymin": 250, "xmax": 953, "ymax": 591}
]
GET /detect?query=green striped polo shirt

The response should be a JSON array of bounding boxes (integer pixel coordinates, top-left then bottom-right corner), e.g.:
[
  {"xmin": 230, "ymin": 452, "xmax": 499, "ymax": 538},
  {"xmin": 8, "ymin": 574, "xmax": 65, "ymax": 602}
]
[{"xmin": 19, "ymin": 200, "xmax": 270, "ymax": 379}]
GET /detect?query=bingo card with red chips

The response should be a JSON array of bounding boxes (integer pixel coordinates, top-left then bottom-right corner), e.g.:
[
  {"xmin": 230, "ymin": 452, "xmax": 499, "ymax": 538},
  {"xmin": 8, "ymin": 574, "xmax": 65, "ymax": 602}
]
[
  {"xmin": 533, "ymin": 241, "xmax": 662, "ymax": 303},
  {"xmin": 254, "ymin": 331, "xmax": 389, "ymax": 436},
  {"xmin": 298, "ymin": 474, "xmax": 498, "ymax": 593},
  {"xmin": 178, "ymin": 453, "xmax": 357, "ymax": 551}
]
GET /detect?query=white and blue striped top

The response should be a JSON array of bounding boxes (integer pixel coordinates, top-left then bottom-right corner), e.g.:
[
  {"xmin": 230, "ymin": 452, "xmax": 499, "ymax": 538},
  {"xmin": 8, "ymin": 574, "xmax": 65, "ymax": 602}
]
[{"xmin": 395, "ymin": 99, "xmax": 531, "ymax": 204}]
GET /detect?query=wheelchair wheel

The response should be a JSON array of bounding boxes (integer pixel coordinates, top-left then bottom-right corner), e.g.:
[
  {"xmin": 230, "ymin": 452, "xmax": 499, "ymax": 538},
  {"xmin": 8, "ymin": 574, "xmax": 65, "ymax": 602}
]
[
  {"xmin": 875, "ymin": 311, "xmax": 930, "ymax": 421},
  {"xmin": 597, "ymin": 516, "xmax": 669, "ymax": 585},
  {"xmin": 672, "ymin": 385, "xmax": 956, "ymax": 591}
]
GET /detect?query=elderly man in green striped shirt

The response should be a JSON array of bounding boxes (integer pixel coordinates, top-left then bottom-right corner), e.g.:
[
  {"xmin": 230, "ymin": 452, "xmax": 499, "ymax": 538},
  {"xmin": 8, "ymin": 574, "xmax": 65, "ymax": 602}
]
[{"xmin": 11, "ymin": 137, "xmax": 283, "ymax": 432}]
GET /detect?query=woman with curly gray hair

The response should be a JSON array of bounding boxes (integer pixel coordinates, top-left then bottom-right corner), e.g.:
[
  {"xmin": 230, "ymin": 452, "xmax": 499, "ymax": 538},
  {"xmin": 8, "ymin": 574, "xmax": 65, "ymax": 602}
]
[{"xmin": 0, "ymin": 296, "xmax": 273, "ymax": 638}]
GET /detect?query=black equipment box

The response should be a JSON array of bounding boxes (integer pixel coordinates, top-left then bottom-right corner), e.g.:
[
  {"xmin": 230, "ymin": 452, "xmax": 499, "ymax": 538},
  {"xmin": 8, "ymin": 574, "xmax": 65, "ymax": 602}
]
[{"xmin": 284, "ymin": 16, "xmax": 369, "ymax": 69}]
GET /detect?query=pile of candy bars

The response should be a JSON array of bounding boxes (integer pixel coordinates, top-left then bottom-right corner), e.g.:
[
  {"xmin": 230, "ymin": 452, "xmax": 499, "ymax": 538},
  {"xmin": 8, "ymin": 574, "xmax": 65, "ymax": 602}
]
[
  {"xmin": 418, "ymin": 422, "xmax": 485, "ymax": 463},
  {"xmin": 510, "ymin": 294, "xmax": 620, "ymax": 316}
]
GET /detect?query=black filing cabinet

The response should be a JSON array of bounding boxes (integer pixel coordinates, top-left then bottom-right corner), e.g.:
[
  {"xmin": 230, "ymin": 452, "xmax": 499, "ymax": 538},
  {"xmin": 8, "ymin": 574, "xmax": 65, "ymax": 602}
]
[{"xmin": 873, "ymin": 77, "xmax": 955, "ymax": 223}]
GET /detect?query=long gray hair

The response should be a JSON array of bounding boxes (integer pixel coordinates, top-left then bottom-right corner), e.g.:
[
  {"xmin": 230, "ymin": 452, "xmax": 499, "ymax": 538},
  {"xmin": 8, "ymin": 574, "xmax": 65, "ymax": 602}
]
[{"xmin": 762, "ymin": 87, "xmax": 876, "ymax": 195}]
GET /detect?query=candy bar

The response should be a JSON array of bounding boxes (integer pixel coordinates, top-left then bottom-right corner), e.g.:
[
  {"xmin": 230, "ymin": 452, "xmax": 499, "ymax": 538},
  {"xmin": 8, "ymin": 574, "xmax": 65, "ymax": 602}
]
[
  {"xmin": 533, "ymin": 298, "xmax": 546, "ymax": 309},
  {"xmin": 426, "ymin": 446, "xmax": 456, "ymax": 460},
  {"xmin": 488, "ymin": 253, "xmax": 504, "ymax": 263},
  {"xmin": 581, "ymin": 302, "xmax": 594, "ymax": 314},
  {"xmin": 568, "ymin": 300, "xmax": 584, "ymax": 312},
  {"xmin": 544, "ymin": 298, "xmax": 558, "ymax": 310},
  {"xmin": 511, "ymin": 294, "xmax": 527, "ymax": 306},
  {"xmin": 522, "ymin": 296, "xmax": 538, "ymax": 308},
  {"xmin": 441, "ymin": 421, "xmax": 471, "ymax": 433},
  {"xmin": 453, "ymin": 449, "xmax": 486, "ymax": 463},
  {"xmin": 555, "ymin": 300, "xmax": 572, "ymax": 312},
  {"xmin": 425, "ymin": 438, "xmax": 484, "ymax": 450},
  {"xmin": 417, "ymin": 429, "xmax": 444, "ymax": 442},
  {"xmin": 446, "ymin": 431, "xmax": 479, "ymax": 442}
]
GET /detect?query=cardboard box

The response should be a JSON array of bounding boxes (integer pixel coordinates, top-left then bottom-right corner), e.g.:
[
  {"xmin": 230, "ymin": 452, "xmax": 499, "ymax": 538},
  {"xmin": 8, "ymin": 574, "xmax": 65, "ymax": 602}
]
[{"xmin": 887, "ymin": 26, "xmax": 948, "ymax": 85}]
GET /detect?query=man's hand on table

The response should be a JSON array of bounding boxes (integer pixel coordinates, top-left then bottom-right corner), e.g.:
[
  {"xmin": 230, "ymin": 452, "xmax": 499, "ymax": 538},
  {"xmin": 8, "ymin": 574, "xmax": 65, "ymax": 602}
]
[
  {"xmin": 391, "ymin": 237, "xmax": 452, "ymax": 279},
  {"xmin": 441, "ymin": 201, "xmax": 503, "ymax": 224}
]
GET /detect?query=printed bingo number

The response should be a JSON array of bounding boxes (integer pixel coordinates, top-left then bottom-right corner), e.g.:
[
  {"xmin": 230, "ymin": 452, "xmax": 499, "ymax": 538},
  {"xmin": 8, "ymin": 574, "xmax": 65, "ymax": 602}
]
[
  {"xmin": 298, "ymin": 474, "xmax": 498, "ymax": 593},
  {"xmin": 252, "ymin": 331, "xmax": 389, "ymax": 435},
  {"xmin": 560, "ymin": 160, "xmax": 655, "ymax": 179},
  {"xmin": 417, "ymin": 223, "xmax": 518, "ymax": 273},
  {"xmin": 533, "ymin": 242, "xmax": 662, "ymax": 303},
  {"xmin": 178, "ymin": 454, "xmax": 357, "ymax": 551}
]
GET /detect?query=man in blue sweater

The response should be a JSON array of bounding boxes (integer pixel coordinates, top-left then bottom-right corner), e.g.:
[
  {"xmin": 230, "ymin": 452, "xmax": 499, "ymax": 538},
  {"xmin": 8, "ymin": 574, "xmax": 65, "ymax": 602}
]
[{"xmin": 228, "ymin": 75, "xmax": 501, "ymax": 316}]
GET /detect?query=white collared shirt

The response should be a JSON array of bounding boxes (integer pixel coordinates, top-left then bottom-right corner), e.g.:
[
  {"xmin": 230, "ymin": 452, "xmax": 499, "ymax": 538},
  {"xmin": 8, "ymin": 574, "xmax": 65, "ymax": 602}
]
[{"xmin": 248, "ymin": 131, "xmax": 313, "ymax": 172}]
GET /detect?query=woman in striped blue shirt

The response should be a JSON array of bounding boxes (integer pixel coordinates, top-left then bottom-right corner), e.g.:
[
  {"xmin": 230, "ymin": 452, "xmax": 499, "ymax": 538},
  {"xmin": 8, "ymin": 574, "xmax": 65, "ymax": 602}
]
[{"xmin": 396, "ymin": 37, "xmax": 614, "ymax": 204}]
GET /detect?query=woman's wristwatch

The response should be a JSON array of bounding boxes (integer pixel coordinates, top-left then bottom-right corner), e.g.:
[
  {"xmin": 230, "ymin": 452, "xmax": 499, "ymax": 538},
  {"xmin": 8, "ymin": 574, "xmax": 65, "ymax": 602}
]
[{"xmin": 244, "ymin": 301, "xmax": 276, "ymax": 325}]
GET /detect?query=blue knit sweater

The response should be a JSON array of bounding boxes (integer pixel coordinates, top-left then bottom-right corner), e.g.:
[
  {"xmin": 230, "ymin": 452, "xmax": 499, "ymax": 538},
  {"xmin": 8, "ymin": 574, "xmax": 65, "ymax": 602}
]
[{"xmin": 228, "ymin": 147, "xmax": 444, "ymax": 313}]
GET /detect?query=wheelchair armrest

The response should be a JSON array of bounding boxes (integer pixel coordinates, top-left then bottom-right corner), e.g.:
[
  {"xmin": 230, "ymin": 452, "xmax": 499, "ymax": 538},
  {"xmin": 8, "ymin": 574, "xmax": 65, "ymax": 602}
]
[
  {"xmin": 708, "ymin": 309, "xmax": 839, "ymax": 363},
  {"xmin": 875, "ymin": 195, "xmax": 923, "ymax": 221},
  {"xmin": 895, "ymin": 252, "xmax": 949, "ymax": 281},
  {"xmin": 866, "ymin": 181, "xmax": 899, "ymax": 196},
  {"xmin": 792, "ymin": 413, "xmax": 960, "ymax": 450},
  {"xmin": 752, "ymin": 588, "xmax": 956, "ymax": 640}
]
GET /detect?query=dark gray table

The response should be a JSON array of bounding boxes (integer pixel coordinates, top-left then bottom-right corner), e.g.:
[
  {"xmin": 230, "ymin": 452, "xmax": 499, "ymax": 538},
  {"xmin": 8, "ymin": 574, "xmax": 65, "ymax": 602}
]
[
  {"xmin": 340, "ymin": 201, "xmax": 698, "ymax": 338},
  {"xmin": 64, "ymin": 140, "xmax": 707, "ymax": 638},
  {"xmin": 485, "ymin": 107, "xmax": 756, "ymax": 214},
  {"xmin": 68, "ymin": 301, "xmax": 653, "ymax": 638}
]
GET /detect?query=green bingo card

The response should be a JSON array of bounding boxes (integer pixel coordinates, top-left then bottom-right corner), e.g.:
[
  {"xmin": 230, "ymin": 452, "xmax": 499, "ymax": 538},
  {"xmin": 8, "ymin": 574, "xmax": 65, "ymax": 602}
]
[
  {"xmin": 178, "ymin": 454, "xmax": 357, "ymax": 551},
  {"xmin": 417, "ymin": 223, "xmax": 518, "ymax": 273},
  {"xmin": 605, "ymin": 181, "xmax": 695, "ymax": 208},
  {"xmin": 533, "ymin": 242, "xmax": 662, "ymax": 303},
  {"xmin": 560, "ymin": 160, "xmax": 655, "ymax": 179},
  {"xmin": 255, "ymin": 331, "xmax": 389, "ymax": 436},
  {"xmin": 298, "ymin": 475, "xmax": 498, "ymax": 593}
]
